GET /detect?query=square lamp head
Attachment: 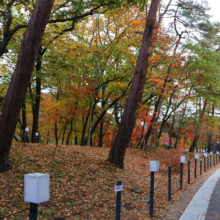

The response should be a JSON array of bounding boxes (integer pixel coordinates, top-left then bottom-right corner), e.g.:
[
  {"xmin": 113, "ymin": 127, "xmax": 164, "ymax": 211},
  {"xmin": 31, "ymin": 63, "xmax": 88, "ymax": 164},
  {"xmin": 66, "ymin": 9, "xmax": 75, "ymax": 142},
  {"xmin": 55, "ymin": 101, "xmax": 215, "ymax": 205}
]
[
  {"xmin": 25, "ymin": 127, "xmax": 29, "ymax": 132},
  {"xmin": 217, "ymin": 151, "xmax": 219, "ymax": 155},
  {"xmin": 24, "ymin": 173, "xmax": 50, "ymax": 204},
  {"xmin": 204, "ymin": 153, "xmax": 207, "ymax": 157},
  {"xmin": 180, "ymin": 156, "xmax": 185, "ymax": 163},
  {"xmin": 195, "ymin": 154, "xmax": 199, "ymax": 159},
  {"xmin": 150, "ymin": 161, "xmax": 159, "ymax": 172},
  {"xmin": 210, "ymin": 152, "xmax": 213, "ymax": 155},
  {"xmin": 35, "ymin": 132, "xmax": 39, "ymax": 136}
]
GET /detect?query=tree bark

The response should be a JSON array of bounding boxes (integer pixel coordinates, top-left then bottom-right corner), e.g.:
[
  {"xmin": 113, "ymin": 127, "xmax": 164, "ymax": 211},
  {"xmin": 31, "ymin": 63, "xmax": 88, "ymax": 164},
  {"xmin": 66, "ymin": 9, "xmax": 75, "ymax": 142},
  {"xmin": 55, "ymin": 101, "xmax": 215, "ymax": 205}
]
[
  {"xmin": 55, "ymin": 120, "xmax": 58, "ymax": 146},
  {"xmin": 207, "ymin": 104, "xmax": 215, "ymax": 152},
  {"xmin": 62, "ymin": 120, "xmax": 68, "ymax": 145},
  {"xmin": 107, "ymin": 0, "xmax": 160, "ymax": 168},
  {"xmin": 99, "ymin": 86, "xmax": 106, "ymax": 147},
  {"xmin": 0, "ymin": 0, "xmax": 54, "ymax": 172},
  {"xmin": 189, "ymin": 99, "xmax": 208, "ymax": 152},
  {"xmin": 66, "ymin": 120, "xmax": 73, "ymax": 145},
  {"xmin": 31, "ymin": 47, "xmax": 46, "ymax": 143},
  {"xmin": 21, "ymin": 100, "xmax": 28, "ymax": 142},
  {"xmin": 137, "ymin": 121, "xmax": 145, "ymax": 148}
]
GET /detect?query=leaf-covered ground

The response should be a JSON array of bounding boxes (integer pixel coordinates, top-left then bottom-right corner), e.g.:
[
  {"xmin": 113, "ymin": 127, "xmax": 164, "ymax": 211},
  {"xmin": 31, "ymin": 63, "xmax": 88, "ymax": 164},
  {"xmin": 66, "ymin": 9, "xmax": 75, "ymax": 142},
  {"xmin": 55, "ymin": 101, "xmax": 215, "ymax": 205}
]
[{"xmin": 0, "ymin": 143, "xmax": 218, "ymax": 219}]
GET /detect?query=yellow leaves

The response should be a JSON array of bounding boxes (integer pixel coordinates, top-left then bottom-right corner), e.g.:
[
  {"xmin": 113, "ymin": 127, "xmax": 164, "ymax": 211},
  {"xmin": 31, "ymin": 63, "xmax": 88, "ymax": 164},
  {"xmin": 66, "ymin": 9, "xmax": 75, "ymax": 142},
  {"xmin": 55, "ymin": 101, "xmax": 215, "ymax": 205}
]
[
  {"xmin": 116, "ymin": 82, "xmax": 127, "ymax": 89},
  {"xmin": 149, "ymin": 54, "xmax": 161, "ymax": 63},
  {"xmin": 131, "ymin": 19, "xmax": 144, "ymax": 28}
]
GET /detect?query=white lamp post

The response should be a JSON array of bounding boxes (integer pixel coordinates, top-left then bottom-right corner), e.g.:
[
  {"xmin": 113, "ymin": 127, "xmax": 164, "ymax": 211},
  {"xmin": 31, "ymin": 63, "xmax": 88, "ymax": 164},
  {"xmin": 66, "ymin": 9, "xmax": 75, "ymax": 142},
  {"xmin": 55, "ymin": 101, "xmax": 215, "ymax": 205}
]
[
  {"xmin": 24, "ymin": 127, "xmax": 29, "ymax": 143},
  {"xmin": 204, "ymin": 153, "xmax": 207, "ymax": 172},
  {"xmin": 180, "ymin": 156, "xmax": 185, "ymax": 190},
  {"xmin": 194, "ymin": 154, "xmax": 199, "ymax": 179},
  {"xmin": 24, "ymin": 173, "xmax": 50, "ymax": 219},
  {"xmin": 35, "ymin": 132, "xmax": 39, "ymax": 143},
  {"xmin": 149, "ymin": 161, "xmax": 159, "ymax": 217}
]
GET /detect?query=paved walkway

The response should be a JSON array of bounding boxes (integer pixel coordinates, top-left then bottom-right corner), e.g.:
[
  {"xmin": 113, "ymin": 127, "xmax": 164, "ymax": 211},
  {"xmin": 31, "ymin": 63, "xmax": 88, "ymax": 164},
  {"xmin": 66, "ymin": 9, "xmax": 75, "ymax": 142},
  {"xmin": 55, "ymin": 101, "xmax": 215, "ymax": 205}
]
[{"xmin": 179, "ymin": 169, "xmax": 220, "ymax": 220}]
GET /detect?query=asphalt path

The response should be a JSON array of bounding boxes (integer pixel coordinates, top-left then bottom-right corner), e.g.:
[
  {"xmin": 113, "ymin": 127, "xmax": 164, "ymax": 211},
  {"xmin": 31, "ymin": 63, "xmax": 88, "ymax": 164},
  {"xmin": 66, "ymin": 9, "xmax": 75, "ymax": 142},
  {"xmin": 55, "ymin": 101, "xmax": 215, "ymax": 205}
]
[
  {"xmin": 179, "ymin": 169, "xmax": 220, "ymax": 220},
  {"xmin": 205, "ymin": 179, "xmax": 220, "ymax": 220}
]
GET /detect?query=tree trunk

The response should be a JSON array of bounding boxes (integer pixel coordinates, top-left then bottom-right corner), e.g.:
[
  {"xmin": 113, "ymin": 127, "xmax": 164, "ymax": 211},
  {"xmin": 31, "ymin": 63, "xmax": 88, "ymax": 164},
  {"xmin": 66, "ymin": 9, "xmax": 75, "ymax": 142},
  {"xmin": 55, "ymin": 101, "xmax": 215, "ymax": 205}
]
[
  {"xmin": 55, "ymin": 120, "xmax": 58, "ymax": 146},
  {"xmin": 207, "ymin": 104, "xmax": 215, "ymax": 152},
  {"xmin": 75, "ymin": 136, "xmax": 78, "ymax": 145},
  {"xmin": 21, "ymin": 100, "xmax": 28, "ymax": 142},
  {"xmin": 31, "ymin": 47, "xmax": 46, "ymax": 143},
  {"xmin": 86, "ymin": 91, "xmax": 95, "ymax": 146},
  {"xmin": 137, "ymin": 121, "xmax": 145, "ymax": 148},
  {"xmin": 0, "ymin": 0, "xmax": 54, "ymax": 172},
  {"xmin": 142, "ymin": 72, "xmax": 169, "ymax": 148},
  {"xmin": 81, "ymin": 114, "xmax": 89, "ymax": 145},
  {"xmin": 99, "ymin": 118, "xmax": 104, "ymax": 147},
  {"xmin": 99, "ymin": 86, "xmax": 106, "ymax": 148},
  {"xmin": 62, "ymin": 120, "xmax": 68, "ymax": 145},
  {"xmin": 107, "ymin": 0, "xmax": 160, "ymax": 168},
  {"xmin": 66, "ymin": 120, "xmax": 73, "ymax": 145},
  {"xmin": 189, "ymin": 99, "xmax": 208, "ymax": 152}
]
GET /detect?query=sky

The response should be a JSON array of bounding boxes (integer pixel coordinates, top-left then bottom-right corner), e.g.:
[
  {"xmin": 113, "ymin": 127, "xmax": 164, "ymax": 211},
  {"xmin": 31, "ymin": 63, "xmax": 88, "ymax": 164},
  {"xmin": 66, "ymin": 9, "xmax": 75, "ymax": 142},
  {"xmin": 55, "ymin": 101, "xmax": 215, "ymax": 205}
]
[
  {"xmin": 163, "ymin": 0, "xmax": 220, "ymax": 23},
  {"xmin": 207, "ymin": 0, "xmax": 220, "ymax": 22}
]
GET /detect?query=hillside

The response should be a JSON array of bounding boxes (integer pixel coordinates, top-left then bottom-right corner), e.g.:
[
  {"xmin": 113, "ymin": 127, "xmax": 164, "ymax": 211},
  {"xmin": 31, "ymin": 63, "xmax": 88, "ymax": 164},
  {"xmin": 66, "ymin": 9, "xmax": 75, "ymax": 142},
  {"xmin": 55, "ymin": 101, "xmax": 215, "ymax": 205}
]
[{"xmin": 0, "ymin": 143, "xmax": 217, "ymax": 219}]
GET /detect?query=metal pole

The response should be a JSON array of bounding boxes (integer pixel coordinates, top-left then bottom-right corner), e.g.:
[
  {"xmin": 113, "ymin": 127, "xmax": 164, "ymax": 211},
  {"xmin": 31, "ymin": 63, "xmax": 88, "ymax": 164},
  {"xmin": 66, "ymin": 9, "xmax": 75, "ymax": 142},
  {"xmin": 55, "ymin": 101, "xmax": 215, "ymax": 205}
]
[
  {"xmin": 180, "ymin": 163, "xmax": 183, "ymax": 190},
  {"xmin": 207, "ymin": 157, "xmax": 209, "ymax": 170},
  {"xmin": 168, "ymin": 166, "xmax": 171, "ymax": 201},
  {"xmin": 210, "ymin": 155, "xmax": 212, "ymax": 168},
  {"xmin": 200, "ymin": 159, "xmax": 202, "ymax": 175},
  {"xmin": 188, "ymin": 160, "xmax": 190, "ymax": 184},
  {"xmin": 29, "ymin": 203, "xmax": 38, "ymax": 220},
  {"xmin": 204, "ymin": 157, "xmax": 206, "ymax": 172},
  {"xmin": 194, "ymin": 159, "xmax": 197, "ymax": 179},
  {"xmin": 24, "ymin": 132, "xmax": 26, "ymax": 142},
  {"xmin": 150, "ymin": 171, "xmax": 155, "ymax": 217},
  {"xmin": 116, "ymin": 180, "xmax": 122, "ymax": 220}
]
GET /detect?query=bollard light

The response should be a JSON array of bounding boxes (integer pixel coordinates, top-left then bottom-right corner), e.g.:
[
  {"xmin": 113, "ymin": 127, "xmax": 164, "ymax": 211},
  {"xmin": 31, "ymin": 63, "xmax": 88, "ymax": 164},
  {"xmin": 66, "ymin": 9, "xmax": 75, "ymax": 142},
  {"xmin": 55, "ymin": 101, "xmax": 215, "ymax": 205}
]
[
  {"xmin": 24, "ymin": 173, "xmax": 50, "ymax": 220},
  {"xmin": 181, "ymin": 156, "xmax": 185, "ymax": 163},
  {"xmin": 195, "ymin": 154, "xmax": 199, "ymax": 179},
  {"xmin": 150, "ymin": 161, "xmax": 159, "ymax": 172},
  {"xmin": 149, "ymin": 161, "xmax": 159, "ymax": 217},
  {"xmin": 180, "ymin": 156, "xmax": 185, "ymax": 190},
  {"xmin": 25, "ymin": 127, "xmax": 29, "ymax": 132},
  {"xmin": 24, "ymin": 173, "xmax": 50, "ymax": 203},
  {"xmin": 115, "ymin": 180, "xmax": 122, "ymax": 220},
  {"xmin": 204, "ymin": 153, "xmax": 207, "ymax": 172}
]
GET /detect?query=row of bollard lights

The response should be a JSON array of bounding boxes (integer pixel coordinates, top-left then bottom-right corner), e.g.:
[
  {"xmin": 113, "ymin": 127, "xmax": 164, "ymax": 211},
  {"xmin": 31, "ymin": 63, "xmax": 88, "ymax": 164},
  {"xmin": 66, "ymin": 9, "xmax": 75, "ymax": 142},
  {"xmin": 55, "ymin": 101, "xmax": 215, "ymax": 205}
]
[
  {"xmin": 23, "ymin": 127, "xmax": 44, "ymax": 142},
  {"xmin": 149, "ymin": 151, "xmax": 220, "ymax": 218},
  {"xmin": 23, "ymin": 151, "xmax": 220, "ymax": 220}
]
